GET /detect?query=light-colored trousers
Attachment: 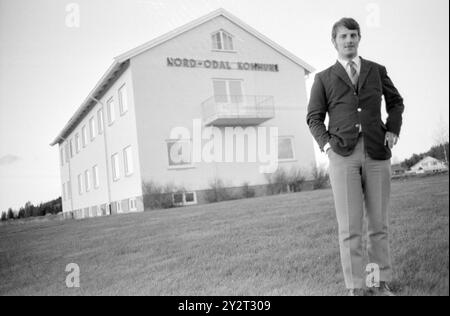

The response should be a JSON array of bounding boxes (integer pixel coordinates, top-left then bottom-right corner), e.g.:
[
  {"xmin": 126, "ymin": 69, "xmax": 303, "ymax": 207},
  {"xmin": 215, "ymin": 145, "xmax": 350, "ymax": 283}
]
[{"xmin": 328, "ymin": 135, "xmax": 393, "ymax": 289}]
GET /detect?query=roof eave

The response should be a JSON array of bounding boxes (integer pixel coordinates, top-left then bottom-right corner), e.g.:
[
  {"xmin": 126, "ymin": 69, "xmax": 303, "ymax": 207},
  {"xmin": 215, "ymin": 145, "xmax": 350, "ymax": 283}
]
[{"xmin": 50, "ymin": 61, "xmax": 123, "ymax": 146}]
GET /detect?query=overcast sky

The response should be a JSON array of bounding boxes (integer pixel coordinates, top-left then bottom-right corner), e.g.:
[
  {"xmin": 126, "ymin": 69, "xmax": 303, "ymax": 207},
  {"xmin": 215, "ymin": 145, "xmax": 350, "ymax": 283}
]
[{"xmin": 0, "ymin": 0, "xmax": 448, "ymax": 212}]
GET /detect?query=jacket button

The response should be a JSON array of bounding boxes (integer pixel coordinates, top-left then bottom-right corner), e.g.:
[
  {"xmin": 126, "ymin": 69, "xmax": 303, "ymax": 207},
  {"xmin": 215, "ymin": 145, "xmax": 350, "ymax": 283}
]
[
  {"xmin": 357, "ymin": 108, "xmax": 362, "ymax": 112},
  {"xmin": 355, "ymin": 124, "xmax": 360, "ymax": 128}
]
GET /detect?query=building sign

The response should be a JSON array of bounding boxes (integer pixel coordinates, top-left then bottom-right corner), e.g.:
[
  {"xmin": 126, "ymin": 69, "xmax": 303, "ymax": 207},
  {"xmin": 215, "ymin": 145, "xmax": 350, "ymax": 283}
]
[{"xmin": 167, "ymin": 57, "xmax": 279, "ymax": 72}]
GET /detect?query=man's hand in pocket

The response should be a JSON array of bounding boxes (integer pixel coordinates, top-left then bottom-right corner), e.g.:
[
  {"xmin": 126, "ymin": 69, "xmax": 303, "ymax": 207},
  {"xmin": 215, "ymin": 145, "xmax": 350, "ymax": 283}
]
[{"xmin": 384, "ymin": 132, "xmax": 399, "ymax": 149}]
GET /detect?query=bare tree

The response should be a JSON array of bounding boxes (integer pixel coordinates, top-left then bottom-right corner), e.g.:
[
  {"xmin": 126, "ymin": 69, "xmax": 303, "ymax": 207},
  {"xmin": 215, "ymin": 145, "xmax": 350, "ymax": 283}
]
[{"xmin": 433, "ymin": 116, "xmax": 449, "ymax": 165}]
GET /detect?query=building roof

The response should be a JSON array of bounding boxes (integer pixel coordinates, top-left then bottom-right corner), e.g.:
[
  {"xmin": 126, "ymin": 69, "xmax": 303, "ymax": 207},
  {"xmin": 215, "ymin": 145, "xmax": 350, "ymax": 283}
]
[{"xmin": 50, "ymin": 8, "xmax": 315, "ymax": 146}]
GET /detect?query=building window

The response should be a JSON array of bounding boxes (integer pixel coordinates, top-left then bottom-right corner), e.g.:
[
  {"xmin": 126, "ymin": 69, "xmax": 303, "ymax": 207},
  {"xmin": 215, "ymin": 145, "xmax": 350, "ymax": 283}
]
[
  {"xmin": 278, "ymin": 136, "xmax": 295, "ymax": 161},
  {"xmin": 75, "ymin": 133, "xmax": 80, "ymax": 153},
  {"xmin": 111, "ymin": 153, "xmax": 120, "ymax": 181},
  {"xmin": 123, "ymin": 146, "xmax": 133, "ymax": 176},
  {"xmin": 166, "ymin": 139, "xmax": 192, "ymax": 168},
  {"xmin": 93, "ymin": 165, "xmax": 99, "ymax": 189},
  {"xmin": 185, "ymin": 192, "xmax": 196, "ymax": 204},
  {"xmin": 212, "ymin": 30, "xmax": 234, "ymax": 51},
  {"xmin": 116, "ymin": 201, "xmax": 122, "ymax": 213},
  {"xmin": 129, "ymin": 198, "xmax": 137, "ymax": 211},
  {"xmin": 97, "ymin": 108, "xmax": 104, "ymax": 135},
  {"xmin": 62, "ymin": 183, "xmax": 66, "ymax": 201},
  {"xmin": 91, "ymin": 205, "xmax": 99, "ymax": 217},
  {"xmin": 82, "ymin": 125, "xmax": 87, "ymax": 148},
  {"xmin": 67, "ymin": 181, "xmax": 72, "ymax": 200},
  {"xmin": 172, "ymin": 192, "xmax": 197, "ymax": 206},
  {"xmin": 118, "ymin": 84, "xmax": 128, "ymax": 115},
  {"xmin": 78, "ymin": 174, "xmax": 83, "ymax": 195},
  {"xmin": 60, "ymin": 147, "xmax": 64, "ymax": 166},
  {"xmin": 85, "ymin": 169, "xmax": 91, "ymax": 192},
  {"xmin": 89, "ymin": 116, "xmax": 96, "ymax": 141},
  {"xmin": 213, "ymin": 79, "xmax": 243, "ymax": 103},
  {"xmin": 65, "ymin": 143, "xmax": 70, "ymax": 162},
  {"xmin": 107, "ymin": 97, "xmax": 115, "ymax": 125},
  {"xmin": 173, "ymin": 193, "xmax": 183, "ymax": 205},
  {"xmin": 69, "ymin": 139, "xmax": 74, "ymax": 158}
]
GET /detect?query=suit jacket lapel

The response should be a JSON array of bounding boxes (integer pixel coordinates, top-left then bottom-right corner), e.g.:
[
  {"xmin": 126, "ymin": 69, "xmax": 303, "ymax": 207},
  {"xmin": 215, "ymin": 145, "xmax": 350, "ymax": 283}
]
[
  {"xmin": 357, "ymin": 57, "xmax": 372, "ymax": 92},
  {"xmin": 332, "ymin": 61, "xmax": 354, "ymax": 90}
]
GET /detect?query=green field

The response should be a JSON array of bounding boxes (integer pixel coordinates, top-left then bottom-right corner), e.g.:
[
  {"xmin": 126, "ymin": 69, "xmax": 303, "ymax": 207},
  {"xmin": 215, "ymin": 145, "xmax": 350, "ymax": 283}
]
[{"xmin": 0, "ymin": 174, "xmax": 448, "ymax": 296}]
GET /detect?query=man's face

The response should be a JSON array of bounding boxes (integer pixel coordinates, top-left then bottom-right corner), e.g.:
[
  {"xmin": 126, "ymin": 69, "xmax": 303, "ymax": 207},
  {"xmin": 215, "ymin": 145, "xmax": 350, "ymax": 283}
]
[{"xmin": 332, "ymin": 26, "xmax": 360, "ymax": 60}]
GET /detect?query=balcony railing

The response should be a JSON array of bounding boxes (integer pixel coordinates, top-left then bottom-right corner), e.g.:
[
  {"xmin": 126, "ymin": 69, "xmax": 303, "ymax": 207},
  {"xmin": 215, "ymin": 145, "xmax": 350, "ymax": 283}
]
[{"xmin": 201, "ymin": 95, "xmax": 275, "ymax": 126}]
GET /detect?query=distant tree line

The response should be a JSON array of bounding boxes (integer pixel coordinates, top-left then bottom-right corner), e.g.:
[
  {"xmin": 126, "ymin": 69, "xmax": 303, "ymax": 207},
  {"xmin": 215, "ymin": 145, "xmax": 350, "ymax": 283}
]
[
  {"xmin": 401, "ymin": 142, "xmax": 449, "ymax": 169},
  {"xmin": 1, "ymin": 197, "xmax": 62, "ymax": 221}
]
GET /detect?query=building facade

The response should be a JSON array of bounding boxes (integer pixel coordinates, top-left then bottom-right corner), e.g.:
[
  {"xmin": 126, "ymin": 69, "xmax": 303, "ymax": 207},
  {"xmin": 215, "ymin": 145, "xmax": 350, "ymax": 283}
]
[
  {"xmin": 409, "ymin": 156, "xmax": 448, "ymax": 174},
  {"xmin": 51, "ymin": 9, "xmax": 317, "ymax": 218}
]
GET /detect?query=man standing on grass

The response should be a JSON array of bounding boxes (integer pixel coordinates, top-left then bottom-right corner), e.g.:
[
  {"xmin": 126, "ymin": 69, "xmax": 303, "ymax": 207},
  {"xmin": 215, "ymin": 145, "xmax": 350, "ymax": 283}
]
[{"xmin": 306, "ymin": 18, "xmax": 404, "ymax": 296}]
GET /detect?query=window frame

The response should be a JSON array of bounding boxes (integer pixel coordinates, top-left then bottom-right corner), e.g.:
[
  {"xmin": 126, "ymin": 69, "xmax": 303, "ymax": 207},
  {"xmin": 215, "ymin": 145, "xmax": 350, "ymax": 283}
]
[
  {"xmin": 123, "ymin": 146, "xmax": 134, "ymax": 176},
  {"xmin": 211, "ymin": 29, "xmax": 235, "ymax": 52},
  {"xmin": 118, "ymin": 84, "xmax": 128, "ymax": 116},
  {"xmin": 64, "ymin": 143, "xmax": 70, "ymax": 162},
  {"xmin": 75, "ymin": 133, "xmax": 80, "ymax": 153},
  {"xmin": 107, "ymin": 97, "xmax": 115, "ymax": 125},
  {"xmin": 277, "ymin": 136, "xmax": 296, "ymax": 162},
  {"xmin": 60, "ymin": 147, "xmax": 64, "ymax": 166},
  {"xmin": 67, "ymin": 180, "xmax": 72, "ymax": 200},
  {"xmin": 85, "ymin": 169, "xmax": 91, "ymax": 192},
  {"xmin": 212, "ymin": 78, "xmax": 244, "ymax": 104},
  {"xmin": 116, "ymin": 201, "xmax": 123, "ymax": 213},
  {"xmin": 172, "ymin": 191, "xmax": 197, "ymax": 206},
  {"xmin": 81, "ymin": 125, "xmax": 88, "ymax": 148},
  {"xmin": 129, "ymin": 198, "xmax": 137, "ymax": 211},
  {"xmin": 97, "ymin": 108, "xmax": 104, "ymax": 135},
  {"xmin": 78, "ymin": 174, "xmax": 83, "ymax": 195},
  {"xmin": 166, "ymin": 139, "xmax": 195, "ymax": 170},
  {"xmin": 93, "ymin": 165, "xmax": 99, "ymax": 189},
  {"xmin": 111, "ymin": 153, "xmax": 120, "ymax": 181},
  {"xmin": 89, "ymin": 116, "xmax": 96, "ymax": 141},
  {"xmin": 62, "ymin": 182, "xmax": 66, "ymax": 201},
  {"xmin": 69, "ymin": 138, "xmax": 74, "ymax": 158}
]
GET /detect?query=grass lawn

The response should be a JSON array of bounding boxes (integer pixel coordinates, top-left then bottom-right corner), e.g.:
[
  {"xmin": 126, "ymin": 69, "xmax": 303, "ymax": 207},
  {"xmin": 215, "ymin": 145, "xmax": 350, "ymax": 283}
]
[{"xmin": 0, "ymin": 174, "xmax": 448, "ymax": 296}]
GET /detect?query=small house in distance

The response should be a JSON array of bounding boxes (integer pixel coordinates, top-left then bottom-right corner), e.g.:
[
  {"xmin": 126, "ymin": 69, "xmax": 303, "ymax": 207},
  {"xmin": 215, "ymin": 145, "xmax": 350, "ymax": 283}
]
[{"xmin": 409, "ymin": 156, "xmax": 448, "ymax": 174}]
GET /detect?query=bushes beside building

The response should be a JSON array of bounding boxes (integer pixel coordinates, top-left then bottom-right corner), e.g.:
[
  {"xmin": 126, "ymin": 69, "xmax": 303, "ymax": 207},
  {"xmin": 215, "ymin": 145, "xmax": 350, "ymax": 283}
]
[
  {"xmin": 142, "ymin": 181, "xmax": 187, "ymax": 210},
  {"xmin": 311, "ymin": 165, "xmax": 330, "ymax": 189},
  {"xmin": 140, "ymin": 165, "xmax": 329, "ymax": 211},
  {"xmin": 265, "ymin": 166, "xmax": 307, "ymax": 195}
]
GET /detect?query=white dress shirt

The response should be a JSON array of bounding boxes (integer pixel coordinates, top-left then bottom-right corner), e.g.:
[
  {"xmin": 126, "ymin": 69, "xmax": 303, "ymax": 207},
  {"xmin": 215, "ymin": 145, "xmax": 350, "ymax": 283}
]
[{"xmin": 337, "ymin": 55, "xmax": 361, "ymax": 82}]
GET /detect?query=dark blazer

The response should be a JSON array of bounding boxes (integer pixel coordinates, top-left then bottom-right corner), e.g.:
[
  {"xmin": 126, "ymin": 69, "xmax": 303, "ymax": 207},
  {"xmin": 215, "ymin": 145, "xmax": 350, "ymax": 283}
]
[{"xmin": 306, "ymin": 57, "xmax": 404, "ymax": 160}]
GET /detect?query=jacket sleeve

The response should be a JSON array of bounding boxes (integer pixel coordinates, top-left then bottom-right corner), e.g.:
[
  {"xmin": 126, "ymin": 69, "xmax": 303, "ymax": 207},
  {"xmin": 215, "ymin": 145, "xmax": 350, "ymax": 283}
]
[
  {"xmin": 381, "ymin": 66, "xmax": 404, "ymax": 136},
  {"xmin": 306, "ymin": 73, "xmax": 331, "ymax": 151}
]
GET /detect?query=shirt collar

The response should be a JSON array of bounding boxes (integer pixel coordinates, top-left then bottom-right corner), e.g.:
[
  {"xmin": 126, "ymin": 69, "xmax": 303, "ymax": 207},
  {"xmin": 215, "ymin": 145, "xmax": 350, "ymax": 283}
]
[{"xmin": 337, "ymin": 55, "xmax": 361, "ymax": 70}]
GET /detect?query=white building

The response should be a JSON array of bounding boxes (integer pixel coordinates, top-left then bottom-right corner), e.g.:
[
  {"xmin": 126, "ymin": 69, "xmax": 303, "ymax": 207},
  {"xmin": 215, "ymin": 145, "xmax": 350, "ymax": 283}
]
[
  {"xmin": 409, "ymin": 156, "xmax": 448, "ymax": 174},
  {"xmin": 51, "ymin": 9, "xmax": 316, "ymax": 218}
]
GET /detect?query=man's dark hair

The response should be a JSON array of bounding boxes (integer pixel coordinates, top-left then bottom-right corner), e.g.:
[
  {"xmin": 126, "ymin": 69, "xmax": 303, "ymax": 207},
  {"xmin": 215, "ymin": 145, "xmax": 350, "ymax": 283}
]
[{"xmin": 332, "ymin": 18, "xmax": 361, "ymax": 40}]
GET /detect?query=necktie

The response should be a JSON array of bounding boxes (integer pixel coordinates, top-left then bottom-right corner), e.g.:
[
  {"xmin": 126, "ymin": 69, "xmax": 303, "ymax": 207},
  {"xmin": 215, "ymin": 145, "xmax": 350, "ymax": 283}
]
[{"xmin": 348, "ymin": 61, "xmax": 359, "ymax": 87}]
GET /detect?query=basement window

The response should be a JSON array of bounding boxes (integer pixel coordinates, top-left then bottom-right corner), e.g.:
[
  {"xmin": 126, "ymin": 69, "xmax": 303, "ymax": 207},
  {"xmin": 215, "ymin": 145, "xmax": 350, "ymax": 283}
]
[{"xmin": 172, "ymin": 192, "xmax": 197, "ymax": 206}]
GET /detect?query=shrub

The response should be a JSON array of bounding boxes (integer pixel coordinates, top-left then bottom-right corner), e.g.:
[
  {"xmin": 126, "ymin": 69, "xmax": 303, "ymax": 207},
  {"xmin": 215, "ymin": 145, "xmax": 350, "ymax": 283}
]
[
  {"xmin": 265, "ymin": 168, "xmax": 288, "ymax": 195},
  {"xmin": 142, "ymin": 181, "xmax": 186, "ymax": 210},
  {"xmin": 205, "ymin": 177, "xmax": 233, "ymax": 203},
  {"xmin": 241, "ymin": 181, "xmax": 255, "ymax": 198},
  {"xmin": 286, "ymin": 166, "xmax": 306, "ymax": 192},
  {"xmin": 312, "ymin": 164, "xmax": 329, "ymax": 189},
  {"xmin": 265, "ymin": 167, "xmax": 306, "ymax": 194},
  {"xmin": 1, "ymin": 212, "xmax": 6, "ymax": 221}
]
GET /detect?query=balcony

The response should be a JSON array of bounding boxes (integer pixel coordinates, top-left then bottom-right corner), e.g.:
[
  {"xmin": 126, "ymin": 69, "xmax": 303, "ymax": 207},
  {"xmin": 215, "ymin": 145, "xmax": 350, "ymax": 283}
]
[{"xmin": 201, "ymin": 95, "xmax": 275, "ymax": 126}]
